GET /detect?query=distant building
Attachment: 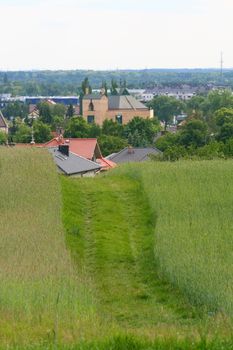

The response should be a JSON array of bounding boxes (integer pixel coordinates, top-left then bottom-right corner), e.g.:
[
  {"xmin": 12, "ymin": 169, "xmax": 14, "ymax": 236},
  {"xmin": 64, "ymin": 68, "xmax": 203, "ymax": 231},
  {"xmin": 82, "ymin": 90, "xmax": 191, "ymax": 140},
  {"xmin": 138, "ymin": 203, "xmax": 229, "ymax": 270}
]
[
  {"xmin": 0, "ymin": 111, "xmax": 8, "ymax": 134},
  {"xmin": 28, "ymin": 107, "xmax": 40, "ymax": 120},
  {"xmin": 82, "ymin": 90, "xmax": 152, "ymax": 126},
  {"xmin": 25, "ymin": 96, "xmax": 79, "ymax": 105}
]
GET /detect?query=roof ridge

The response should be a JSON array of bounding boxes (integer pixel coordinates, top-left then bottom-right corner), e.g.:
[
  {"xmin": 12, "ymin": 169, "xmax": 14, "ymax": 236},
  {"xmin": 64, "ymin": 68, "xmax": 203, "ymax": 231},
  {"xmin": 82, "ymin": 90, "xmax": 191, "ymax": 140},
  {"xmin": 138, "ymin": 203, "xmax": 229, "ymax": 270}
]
[{"xmin": 124, "ymin": 95, "xmax": 136, "ymax": 110}]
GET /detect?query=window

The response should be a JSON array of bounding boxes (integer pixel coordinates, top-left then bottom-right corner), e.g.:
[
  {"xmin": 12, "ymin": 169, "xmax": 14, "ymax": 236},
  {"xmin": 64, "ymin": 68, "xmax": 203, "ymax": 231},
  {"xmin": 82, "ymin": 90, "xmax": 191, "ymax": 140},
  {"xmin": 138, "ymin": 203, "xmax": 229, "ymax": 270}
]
[
  {"xmin": 115, "ymin": 114, "xmax": 122, "ymax": 124},
  {"xmin": 87, "ymin": 115, "xmax": 95, "ymax": 124},
  {"xmin": 88, "ymin": 100, "xmax": 94, "ymax": 111}
]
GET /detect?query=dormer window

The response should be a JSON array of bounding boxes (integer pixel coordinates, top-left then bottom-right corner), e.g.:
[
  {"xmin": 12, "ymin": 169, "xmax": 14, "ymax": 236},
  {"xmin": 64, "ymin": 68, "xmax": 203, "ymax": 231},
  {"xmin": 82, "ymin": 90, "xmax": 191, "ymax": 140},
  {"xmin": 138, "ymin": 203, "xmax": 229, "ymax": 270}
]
[{"xmin": 89, "ymin": 100, "xmax": 94, "ymax": 111}]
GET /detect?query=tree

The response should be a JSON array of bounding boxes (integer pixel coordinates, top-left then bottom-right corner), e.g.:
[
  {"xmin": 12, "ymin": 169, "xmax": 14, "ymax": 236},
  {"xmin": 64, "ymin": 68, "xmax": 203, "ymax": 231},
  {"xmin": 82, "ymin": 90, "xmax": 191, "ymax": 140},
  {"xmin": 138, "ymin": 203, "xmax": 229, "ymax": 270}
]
[
  {"xmin": 53, "ymin": 103, "xmax": 66, "ymax": 118},
  {"xmin": 187, "ymin": 95, "xmax": 206, "ymax": 113},
  {"xmin": 33, "ymin": 121, "xmax": 52, "ymax": 143},
  {"xmin": 148, "ymin": 96, "xmax": 184, "ymax": 131},
  {"xmin": 124, "ymin": 116, "xmax": 159, "ymax": 145},
  {"xmin": 215, "ymin": 108, "xmax": 233, "ymax": 126},
  {"xmin": 98, "ymin": 135, "xmax": 127, "ymax": 156},
  {"xmin": 202, "ymin": 89, "xmax": 233, "ymax": 115},
  {"xmin": 0, "ymin": 131, "xmax": 7, "ymax": 144},
  {"xmin": 101, "ymin": 81, "xmax": 108, "ymax": 96},
  {"xmin": 64, "ymin": 117, "xmax": 90, "ymax": 138},
  {"xmin": 155, "ymin": 132, "xmax": 180, "ymax": 151},
  {"xmin": 81, "ymin": 77, "xmax": 92, "ymax": 95},
  {"xmin": 38, "ymin": 102, "xmax": 53, "ymax": 124},
  {"xmin": 102, "ymin": 119, "xmax": 124, "ymax": 137},
  {"xmin": 179, "ymin": 119, "xmax": 208, "ymax": 147},
  {"xmin": 13, "ymin": 124, "xmax": 32, "ymax": 143},
  {"xmin": 110, "ymin": 79, "xmax": 118, "ymax": 95},
  {"xmin": 66, "ymin": 104, "xmax": 74, "ymax": 118},
  {"xmin": 2, "ymin": 101, "xmax": 28, "ymax": 119},
  {"xmin": 214, "ymin": 108, "xmax": 233, "ymax": 142}
]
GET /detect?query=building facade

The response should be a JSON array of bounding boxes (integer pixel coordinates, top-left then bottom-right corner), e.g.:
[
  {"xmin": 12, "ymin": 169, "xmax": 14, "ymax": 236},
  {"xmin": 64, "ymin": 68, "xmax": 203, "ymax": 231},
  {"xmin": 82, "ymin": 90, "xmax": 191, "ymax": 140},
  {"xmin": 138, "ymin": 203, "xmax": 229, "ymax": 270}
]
[{"xmin": 82, "ymin": 93, "xmax": 152, "ymax": 126}]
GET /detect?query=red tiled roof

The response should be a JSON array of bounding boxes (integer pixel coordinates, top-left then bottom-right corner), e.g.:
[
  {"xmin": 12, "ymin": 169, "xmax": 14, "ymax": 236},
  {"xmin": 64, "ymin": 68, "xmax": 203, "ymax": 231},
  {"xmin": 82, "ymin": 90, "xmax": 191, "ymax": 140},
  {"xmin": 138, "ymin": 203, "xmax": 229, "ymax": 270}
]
[
  {"xmin": 97, "ymin": 157, "xmax": 117, "ymax": 170},
  {"xmin": 44, "ymin": 137, "xmax": 101, "ymax": 160}
]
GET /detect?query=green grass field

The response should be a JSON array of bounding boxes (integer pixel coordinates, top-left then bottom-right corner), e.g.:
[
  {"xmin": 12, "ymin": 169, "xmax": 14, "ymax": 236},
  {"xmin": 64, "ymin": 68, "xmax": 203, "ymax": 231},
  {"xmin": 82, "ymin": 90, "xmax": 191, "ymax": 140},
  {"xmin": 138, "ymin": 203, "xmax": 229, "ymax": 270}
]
[
  {"xmin": 0, "ymin": 148, "xmax": 99, "ymax": 346},
  {"xmin": 2, "ymin": 148, "xmax": 233, "ymax": 349},
  {"xmin": 138, "ymin": 161, "xmax": 233, "ymax": 315}
]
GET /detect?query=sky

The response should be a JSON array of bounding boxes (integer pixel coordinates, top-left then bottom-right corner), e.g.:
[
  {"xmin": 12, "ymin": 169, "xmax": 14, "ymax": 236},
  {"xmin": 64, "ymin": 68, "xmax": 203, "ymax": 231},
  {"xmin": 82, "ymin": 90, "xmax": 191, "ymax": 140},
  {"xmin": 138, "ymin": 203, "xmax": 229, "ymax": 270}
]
[{"xmin": 0, "ymin": 0, "xmax": 232, "ymax": 70}]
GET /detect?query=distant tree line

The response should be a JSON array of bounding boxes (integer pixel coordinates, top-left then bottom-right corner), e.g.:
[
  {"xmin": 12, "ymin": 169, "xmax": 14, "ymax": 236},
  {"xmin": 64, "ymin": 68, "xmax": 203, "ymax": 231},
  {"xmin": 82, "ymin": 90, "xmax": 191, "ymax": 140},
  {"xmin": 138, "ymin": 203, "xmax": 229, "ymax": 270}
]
[{"xmin": 0, "ymin": 69, "xmax": 233, "ymax": 96}]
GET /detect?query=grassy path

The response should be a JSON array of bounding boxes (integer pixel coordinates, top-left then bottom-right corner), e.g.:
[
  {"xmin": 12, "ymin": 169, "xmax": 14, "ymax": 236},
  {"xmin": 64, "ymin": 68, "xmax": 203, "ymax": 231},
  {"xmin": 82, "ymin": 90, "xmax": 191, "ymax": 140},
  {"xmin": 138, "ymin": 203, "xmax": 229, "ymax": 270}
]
[{"xmin": 62, "ymin": 174, "xmax": 203, "ymax": 336}]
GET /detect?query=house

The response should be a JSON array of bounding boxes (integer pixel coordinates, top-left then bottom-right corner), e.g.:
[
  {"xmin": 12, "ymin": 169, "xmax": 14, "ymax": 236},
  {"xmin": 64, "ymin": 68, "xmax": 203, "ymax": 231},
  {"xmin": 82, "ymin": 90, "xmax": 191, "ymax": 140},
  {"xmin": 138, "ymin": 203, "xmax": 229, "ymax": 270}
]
[
  {"xmin": 48, "ymin": 146, "xmax": 101, "ymax": 177},
  {"xmin": 82, "ymin": 90, "xmax": 153, "ymax": 126},
  {"xmin": 43, "ymin": 136, "xmax": 116, "ymax": 170},
  {"xmin": 106, "ymin": 147, "xmax": 161, "ymax": 163},
  {"xmin": 28, "ymin": 107, "xmax": 40, "ymax": 120},
  {"xmin": 0, "ymin": 111, "xmax": 8, "ymax": 134}
]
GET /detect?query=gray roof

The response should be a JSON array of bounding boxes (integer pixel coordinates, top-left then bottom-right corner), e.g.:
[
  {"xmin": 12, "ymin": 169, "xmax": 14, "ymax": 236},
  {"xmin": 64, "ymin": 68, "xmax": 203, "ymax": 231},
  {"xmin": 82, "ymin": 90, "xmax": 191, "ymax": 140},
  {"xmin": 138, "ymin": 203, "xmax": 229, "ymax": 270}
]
[
  {"xmin": 108, "ymin": 147, "xmax": 161, "ymax": 164},
  {"xmin": 48, "ymin": 148, "xmax": 101, "ymax": 175},
  {"xmin": 108, "ymin": 95, "xmax": 148, "ymax": 110},
  {"xmin": 0, "ymin": 111, "xmax": 7, "ymax": 128},
  {"xmin": 83, "ymin": 94, "xmax": 103, "ymax": 100}
]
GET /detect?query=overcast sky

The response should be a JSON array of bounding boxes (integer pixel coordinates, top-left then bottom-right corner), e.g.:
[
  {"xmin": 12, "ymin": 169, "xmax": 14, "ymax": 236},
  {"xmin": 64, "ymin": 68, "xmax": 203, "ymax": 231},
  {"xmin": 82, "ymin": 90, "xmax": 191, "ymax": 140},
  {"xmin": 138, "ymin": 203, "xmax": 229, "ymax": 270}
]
[{"xmin": 0, "ymin": 0, "xmax": 232, "ymax": 70}]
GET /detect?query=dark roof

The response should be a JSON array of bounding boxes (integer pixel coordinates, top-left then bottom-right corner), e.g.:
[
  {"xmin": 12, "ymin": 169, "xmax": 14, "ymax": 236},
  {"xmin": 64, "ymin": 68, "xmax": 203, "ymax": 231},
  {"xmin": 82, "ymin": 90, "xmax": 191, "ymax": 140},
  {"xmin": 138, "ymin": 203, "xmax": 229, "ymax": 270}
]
[
  {"xmin": 107, "ymin": 147, "xmax": 161, "ymax": 163},
  {"xmin": 0, "ymin": 111, "xmax": 7, "ymax": 128},
  {"xmin": 48, "ymin": 148, "xmax": 101, "ymax": 175},
  {"xmin": 108, "ymin": 95, "xmax": 148, "ymax": 110}
]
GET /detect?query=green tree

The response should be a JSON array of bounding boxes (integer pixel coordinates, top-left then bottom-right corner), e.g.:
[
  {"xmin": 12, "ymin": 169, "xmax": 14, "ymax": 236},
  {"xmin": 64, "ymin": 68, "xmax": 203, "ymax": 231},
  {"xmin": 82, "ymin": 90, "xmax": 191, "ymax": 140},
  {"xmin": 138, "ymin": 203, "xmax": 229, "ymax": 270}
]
[
  {"xmin": 98, "ymin": 135, "xmax": 127, "ymax": 156},
  {"xmin": 33, "ymin": 121, "xmax": 52, "ymax": 143},
  {"xmin": 148, "ymin": 96, "xmax": 184, "ymax": 130},
  {"xmin": 155, "ymin": 132, "xmax": 180, "ymax": 151},
  {"xmin": 38, "ymin": 102, "xmax": 53, "ymax": 124},
  {"xmin": 179, "ymin": 119, "xmax": 208, "ymax": 147},
  {"xmin": 64, "ymin": 117, "xmax": 90, "ymax": 138},
  {"xmin": 101, "ymin": 81, "xmax": 108, "ymax": 96},
  {"xmin": 81, "ymin": 77, "xmax": 92, "ymax": 95},
  {"xmin": 0, "ymin": 131, "xmax": 7, "ymax": 144},
  {"xmin": 53, "ymin": 104, "xmax": 66, "ymax": 118},
  {"xmin": 214, "ymin": 108, "xmax": 233, "ymax": 142},
  {"xmin": 13, "ymin": 124, "xmax": 32, "ymax": 143},
  {"xmin": 202, "ymin": 89, "xmax": 233, "ymax": 115},
  {"xmin": 66, "ymin": 104, "xmax": 74, "ymax": 118},
  {"xmin": 102, "ymin": 119, "xmax": 124, "ymax": 137},
  {"xmin": 2, "ymin": 101, "xmax": 28, "ymax": 119},
  {"xmin": 110, "ymin": 79, "xmax": 118, "ymax": 95},
  {"xmin": 124, "ymin": 116, "xmax": 159, "ymax": 145}
]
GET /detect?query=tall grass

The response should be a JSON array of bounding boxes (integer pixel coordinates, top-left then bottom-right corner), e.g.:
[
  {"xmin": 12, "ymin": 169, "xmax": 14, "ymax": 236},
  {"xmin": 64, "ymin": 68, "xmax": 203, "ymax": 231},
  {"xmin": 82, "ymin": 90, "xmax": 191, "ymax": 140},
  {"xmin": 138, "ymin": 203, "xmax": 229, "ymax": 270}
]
[
  {"xmin": 0, "ymin": 147, "xmax": 96, "ymax": 345},
  {"xmin": 132, "ymin": 160, "xmax": 233, "ymax": 315}
]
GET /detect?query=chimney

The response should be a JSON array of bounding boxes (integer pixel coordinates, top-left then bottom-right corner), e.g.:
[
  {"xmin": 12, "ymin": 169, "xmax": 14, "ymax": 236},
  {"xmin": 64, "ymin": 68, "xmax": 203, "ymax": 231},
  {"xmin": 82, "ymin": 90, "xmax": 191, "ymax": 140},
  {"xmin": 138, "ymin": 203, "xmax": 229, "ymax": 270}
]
[
  {"xmin": 127, "ymin": 146, "xmax": 134, "ymax": 154},
  {"xmin": 58, "ymin": 145, "xmax": 69, "ymax": 157}
]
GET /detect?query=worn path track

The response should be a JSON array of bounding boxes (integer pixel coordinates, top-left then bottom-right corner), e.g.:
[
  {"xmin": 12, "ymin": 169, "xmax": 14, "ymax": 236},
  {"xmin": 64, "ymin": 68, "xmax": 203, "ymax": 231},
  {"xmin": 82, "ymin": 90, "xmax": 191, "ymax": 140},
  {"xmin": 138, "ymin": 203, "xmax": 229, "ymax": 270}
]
[{"xmin": 62, "ymin": 175, "xmax": 198, "ymax": 334}]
